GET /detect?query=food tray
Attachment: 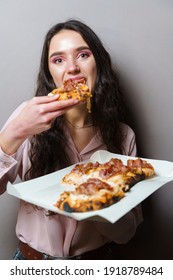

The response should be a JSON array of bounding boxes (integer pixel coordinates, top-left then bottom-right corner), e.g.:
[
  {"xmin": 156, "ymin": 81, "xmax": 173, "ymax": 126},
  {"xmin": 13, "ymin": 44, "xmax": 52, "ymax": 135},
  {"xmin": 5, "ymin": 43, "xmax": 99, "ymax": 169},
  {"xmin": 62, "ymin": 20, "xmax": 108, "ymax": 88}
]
[{"xmin": 7, "ymin": 150, "xmax": 173, "ymax": 223}]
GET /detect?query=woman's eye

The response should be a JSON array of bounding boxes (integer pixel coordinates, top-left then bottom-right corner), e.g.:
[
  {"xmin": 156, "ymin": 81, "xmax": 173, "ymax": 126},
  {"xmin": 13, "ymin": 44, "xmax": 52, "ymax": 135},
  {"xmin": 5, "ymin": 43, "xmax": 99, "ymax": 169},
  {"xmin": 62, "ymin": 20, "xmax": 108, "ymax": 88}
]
[
  {"xmin": 81, "ymin": 53, "xmax": 89, "ymax": 58},
  {"xmin": 77, "ymin": 52, "xmax": 90, "ymax": 59},
  {"xmin": 53, "ymin": 57, "xmax": 63, "ymax": 64}
]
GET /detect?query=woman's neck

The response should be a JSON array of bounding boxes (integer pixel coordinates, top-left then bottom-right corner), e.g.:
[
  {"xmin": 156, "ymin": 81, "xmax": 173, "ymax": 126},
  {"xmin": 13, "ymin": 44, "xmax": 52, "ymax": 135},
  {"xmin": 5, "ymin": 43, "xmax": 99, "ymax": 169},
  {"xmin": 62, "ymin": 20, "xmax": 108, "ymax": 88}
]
[{"xmin": 64, "ymin": 106, "xmax": 92, "ymax": 128}]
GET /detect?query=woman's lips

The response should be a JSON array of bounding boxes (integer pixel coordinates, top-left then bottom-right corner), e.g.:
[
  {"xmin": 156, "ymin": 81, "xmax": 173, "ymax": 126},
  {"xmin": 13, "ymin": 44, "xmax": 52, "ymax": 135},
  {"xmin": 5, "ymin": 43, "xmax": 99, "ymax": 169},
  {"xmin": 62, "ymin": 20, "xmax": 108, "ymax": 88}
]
[{"xmin": 65, "ymin": 76, "xmax": 86, "ymax": 82}]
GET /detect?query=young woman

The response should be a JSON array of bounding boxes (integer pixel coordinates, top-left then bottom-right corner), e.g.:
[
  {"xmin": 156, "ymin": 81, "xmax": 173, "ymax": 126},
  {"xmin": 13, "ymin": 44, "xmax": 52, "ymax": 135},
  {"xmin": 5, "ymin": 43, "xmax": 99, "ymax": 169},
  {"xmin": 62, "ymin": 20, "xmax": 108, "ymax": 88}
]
[{"xmin": 0, "ymin": 19, "xmax": 142, "ymax": 259}]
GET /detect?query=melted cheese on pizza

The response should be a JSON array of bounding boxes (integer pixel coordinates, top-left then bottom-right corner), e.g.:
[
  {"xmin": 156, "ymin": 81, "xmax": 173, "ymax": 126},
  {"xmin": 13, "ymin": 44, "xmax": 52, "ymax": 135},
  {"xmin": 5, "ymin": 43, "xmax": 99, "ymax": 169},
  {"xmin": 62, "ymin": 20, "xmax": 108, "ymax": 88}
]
[
  {"xmin": 55, "ymin": 178, "xmax": 124, "ymax": 212},
  {"xmin": 48, "ymin": 78, "xmax": 92, "ymax": 113}
]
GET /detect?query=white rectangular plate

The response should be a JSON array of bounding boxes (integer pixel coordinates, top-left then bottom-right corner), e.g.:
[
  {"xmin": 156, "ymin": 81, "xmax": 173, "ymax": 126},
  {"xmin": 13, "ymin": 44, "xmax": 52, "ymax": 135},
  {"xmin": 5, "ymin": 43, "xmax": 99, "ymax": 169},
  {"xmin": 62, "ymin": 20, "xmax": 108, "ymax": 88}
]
[{"xmin": 7, "ymin": 150, "xmax": 173, "ymax": 223}]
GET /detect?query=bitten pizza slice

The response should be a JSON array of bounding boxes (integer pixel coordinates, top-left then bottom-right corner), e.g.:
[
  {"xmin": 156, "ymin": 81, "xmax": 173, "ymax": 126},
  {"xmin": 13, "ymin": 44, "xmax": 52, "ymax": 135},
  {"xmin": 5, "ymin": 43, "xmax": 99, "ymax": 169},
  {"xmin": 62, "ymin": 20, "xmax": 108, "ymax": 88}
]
[
  {"xmin": 55, "ymin": 178, "xmax": 125, "ymax": 212},
  {"xmin": 48, "ymin": 78, "xmax": 92, "ymax": 112}
]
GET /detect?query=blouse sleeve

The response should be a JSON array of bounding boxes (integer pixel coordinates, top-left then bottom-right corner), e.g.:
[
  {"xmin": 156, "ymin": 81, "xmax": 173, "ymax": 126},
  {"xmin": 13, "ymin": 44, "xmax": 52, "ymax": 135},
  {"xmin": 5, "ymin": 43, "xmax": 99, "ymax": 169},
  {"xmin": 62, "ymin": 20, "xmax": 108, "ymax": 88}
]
[
  {"xmin": 95, "ymin": 123, "xmax": 143, "ymax": 244},
  {"xmin": 0, "ymin": 102, "xmax": 29, "ymax": 194}
]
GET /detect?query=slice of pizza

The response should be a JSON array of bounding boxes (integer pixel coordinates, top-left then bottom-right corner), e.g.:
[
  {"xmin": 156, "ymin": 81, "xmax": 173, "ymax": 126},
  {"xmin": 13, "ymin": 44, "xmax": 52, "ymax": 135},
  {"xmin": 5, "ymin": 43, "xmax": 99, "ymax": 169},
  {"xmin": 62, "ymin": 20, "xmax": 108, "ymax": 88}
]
[
  {"xmin": 61, "ymin": 157, "xmax": 152, "ymax": 191},
  {"xmin": 61, "ymin": 158, "xmax": 126, "ymax": 186},
  {"xmin": 127, "ymin": 158, "xmax": 155, "ymax": 177},
  {"xmin": 55, "ymin": 178, "xmax": 125, "ymax": 212},
  {"xmin": 61, "ymin": 161, "xmax": 106, "ymax": 185},
  {"xmin": 55, "ymin": 157, "xmax": 155, "ymax": 212},
  {"xmin": 101, "ymin": 158, "xmax": 155, "ymax": 192},
  {"xmin": 48, "ymin": 78, "xmax": 92, "ymax": 112}
]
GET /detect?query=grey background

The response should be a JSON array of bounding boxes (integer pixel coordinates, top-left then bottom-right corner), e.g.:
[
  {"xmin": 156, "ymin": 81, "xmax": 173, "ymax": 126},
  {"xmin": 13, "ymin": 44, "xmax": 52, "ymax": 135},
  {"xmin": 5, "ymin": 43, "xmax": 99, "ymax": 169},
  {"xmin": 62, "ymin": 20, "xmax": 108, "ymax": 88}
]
[{"xmin": 0, "ymin": 0, "xmax": 173, "ymax": 259}]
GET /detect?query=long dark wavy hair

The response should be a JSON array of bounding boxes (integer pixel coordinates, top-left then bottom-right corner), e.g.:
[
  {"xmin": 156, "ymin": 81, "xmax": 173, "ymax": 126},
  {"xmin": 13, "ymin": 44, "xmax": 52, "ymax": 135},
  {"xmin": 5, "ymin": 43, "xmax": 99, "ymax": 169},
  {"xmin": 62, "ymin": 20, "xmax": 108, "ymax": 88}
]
[{"xmin": 25, "ymin": 19, "xmax": 127, "ymax": 180}]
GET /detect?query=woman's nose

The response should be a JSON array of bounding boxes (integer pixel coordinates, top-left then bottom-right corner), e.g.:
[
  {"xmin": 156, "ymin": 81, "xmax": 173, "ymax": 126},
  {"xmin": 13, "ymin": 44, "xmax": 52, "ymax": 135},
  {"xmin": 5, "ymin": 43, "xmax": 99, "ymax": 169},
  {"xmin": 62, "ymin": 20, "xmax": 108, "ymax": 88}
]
[{"xmin": 67, "ymin": 60, "xmax": 80, "ymax": 74}]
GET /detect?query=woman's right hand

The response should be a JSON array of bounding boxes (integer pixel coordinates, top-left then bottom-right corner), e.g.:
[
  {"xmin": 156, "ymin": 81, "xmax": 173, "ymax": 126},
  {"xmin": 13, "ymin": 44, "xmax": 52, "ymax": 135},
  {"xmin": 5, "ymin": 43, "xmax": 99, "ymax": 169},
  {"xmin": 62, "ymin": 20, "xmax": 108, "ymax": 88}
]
[{"xmin": 0, "ymin": 95, "xmax": 79, "ymax": 155}]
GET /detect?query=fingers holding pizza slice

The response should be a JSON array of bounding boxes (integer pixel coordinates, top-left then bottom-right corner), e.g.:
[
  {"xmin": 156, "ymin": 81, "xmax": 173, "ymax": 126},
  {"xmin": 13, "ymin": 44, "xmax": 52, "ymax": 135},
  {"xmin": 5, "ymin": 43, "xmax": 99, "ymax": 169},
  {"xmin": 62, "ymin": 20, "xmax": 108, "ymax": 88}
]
[{"xmin": 48, "ymin": 78, "xmax": 92, "ymax": 112}]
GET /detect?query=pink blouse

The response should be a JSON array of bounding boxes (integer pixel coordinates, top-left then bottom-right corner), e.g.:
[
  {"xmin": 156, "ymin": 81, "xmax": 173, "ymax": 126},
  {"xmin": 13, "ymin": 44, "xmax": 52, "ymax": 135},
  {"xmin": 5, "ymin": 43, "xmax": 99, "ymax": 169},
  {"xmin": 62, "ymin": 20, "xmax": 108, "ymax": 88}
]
[{"xmin": 0, "ymin": 102, "xmax": 143, "ymax": 257}]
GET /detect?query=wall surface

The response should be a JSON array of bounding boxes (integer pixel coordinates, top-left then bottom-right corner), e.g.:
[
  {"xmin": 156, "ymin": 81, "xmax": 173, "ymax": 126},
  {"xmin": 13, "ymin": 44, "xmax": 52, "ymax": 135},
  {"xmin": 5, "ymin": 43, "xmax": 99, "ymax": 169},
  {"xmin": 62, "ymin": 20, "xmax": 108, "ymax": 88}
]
[{"xmin": 0, "ymin": 0, "xmax": 173, "ymax": 259}]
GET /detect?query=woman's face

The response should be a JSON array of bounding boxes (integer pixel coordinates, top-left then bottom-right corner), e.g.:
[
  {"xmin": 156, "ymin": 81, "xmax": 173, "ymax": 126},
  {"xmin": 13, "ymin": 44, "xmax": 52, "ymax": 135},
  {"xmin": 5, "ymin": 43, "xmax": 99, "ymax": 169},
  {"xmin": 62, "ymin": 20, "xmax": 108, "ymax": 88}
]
[{"xmin": 48, "ymin": 30, "xmax": 97, "ymax": 93}]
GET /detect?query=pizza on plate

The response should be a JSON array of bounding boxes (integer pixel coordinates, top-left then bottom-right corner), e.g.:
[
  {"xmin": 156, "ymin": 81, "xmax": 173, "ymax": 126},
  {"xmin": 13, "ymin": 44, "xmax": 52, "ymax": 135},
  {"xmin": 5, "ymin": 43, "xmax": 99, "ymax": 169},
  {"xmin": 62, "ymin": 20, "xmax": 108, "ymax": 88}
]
[
  {"xmin": 54, "ymin": 157, "xmax": 155, "ymax": 212},
  {"xmin": 56, "ymin": 178, "xmax": 125, "ymax": 212},
  {"xmin": 48, "ymin": 78, "xmax": 92, "ymax": 112}
]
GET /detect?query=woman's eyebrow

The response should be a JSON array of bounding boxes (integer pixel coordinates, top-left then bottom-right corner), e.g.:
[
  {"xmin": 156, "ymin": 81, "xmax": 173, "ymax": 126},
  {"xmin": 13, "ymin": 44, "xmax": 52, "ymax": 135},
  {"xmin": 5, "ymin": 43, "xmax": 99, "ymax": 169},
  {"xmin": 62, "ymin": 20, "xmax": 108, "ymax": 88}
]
[
  {"xmin": 49, "ymin": 46, "xmax": 91, "ymax": 58},
  {"xmin": 76, "ymin": 46, "xmax": 91, "ymax": 51},
  {"xmin": 49, "ymin": 51, "xmax": 63, "ymax": 58}
]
